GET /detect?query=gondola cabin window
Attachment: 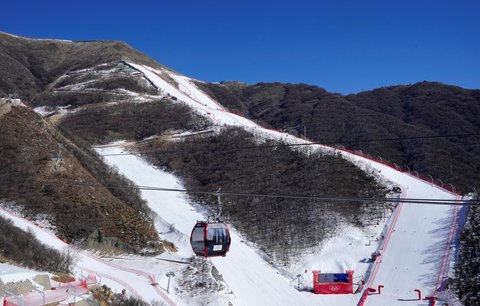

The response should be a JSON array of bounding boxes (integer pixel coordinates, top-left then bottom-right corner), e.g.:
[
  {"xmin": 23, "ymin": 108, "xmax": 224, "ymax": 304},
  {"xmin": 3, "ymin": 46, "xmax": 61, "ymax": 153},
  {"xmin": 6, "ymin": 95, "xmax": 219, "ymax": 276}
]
[{"xmin": 191, "ymin": 225, "xmax": 205, "ymax": 254}]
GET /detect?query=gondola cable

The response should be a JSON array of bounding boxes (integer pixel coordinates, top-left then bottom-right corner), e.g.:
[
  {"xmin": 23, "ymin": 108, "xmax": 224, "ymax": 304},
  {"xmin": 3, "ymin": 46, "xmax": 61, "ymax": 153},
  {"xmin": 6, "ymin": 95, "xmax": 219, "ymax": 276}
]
[
  {"xmin": 95, "ymin": 132, "xmax": 480, "ymax": 157},
  {"xmin": 44, "ymin": 177, "xmax": 479, "ymax": 206}
]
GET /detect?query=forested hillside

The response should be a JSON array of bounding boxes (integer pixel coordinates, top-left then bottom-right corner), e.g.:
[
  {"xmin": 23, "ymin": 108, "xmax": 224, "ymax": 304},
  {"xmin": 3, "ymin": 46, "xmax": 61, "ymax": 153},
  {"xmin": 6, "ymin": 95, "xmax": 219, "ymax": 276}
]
[
  {"xmin": 198, "ymin": 81, "xmax": 480, "ymax": 194},
  {"xmin": 135, "ymin": 127, "xmax": 390, "ymax": 262},
  {"xmin": 57, "ymin": 99, "xmax": 209, "ymax": 144}
]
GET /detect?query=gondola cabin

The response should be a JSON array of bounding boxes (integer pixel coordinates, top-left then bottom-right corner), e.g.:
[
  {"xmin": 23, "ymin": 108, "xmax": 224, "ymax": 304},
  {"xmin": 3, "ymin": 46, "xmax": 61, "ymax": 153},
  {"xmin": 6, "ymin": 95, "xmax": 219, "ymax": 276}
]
[{"xmin": 190, "ymin": 221, "xmax": 231, "ymax": 257}]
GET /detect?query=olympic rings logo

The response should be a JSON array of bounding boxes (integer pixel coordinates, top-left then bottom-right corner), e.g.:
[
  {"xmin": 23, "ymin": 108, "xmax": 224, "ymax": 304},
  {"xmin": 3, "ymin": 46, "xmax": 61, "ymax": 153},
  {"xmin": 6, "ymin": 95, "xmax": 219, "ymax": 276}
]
[{"xmin": 329, "ymin": 285, "xmax": 341, "ymax": 292}]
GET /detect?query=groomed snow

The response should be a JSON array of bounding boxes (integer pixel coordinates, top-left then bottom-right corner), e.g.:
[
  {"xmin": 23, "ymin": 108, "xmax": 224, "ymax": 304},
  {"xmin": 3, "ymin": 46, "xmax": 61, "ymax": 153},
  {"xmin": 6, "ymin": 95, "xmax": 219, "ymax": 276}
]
[
  {"xmin": 0, "ymin": 263, "xmax": 41, "ymax": 284},
  {"xmin": 342, "ymin": 153, "xmax": 458, "ymax": 305}
]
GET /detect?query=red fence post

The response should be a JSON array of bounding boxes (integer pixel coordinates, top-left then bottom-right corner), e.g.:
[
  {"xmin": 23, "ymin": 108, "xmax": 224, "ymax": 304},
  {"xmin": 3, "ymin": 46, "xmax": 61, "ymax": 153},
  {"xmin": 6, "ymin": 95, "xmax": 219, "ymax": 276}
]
[
  {"xmin": 414, "ymin": 289, "xmax": 421, "ymax": 300},
  {"xmin": 378, "ymin": 285, "xmax": 384, "ymax": 294},
  {"xmin": 425, "ymin": 296, "xmax": 435, "ymax": 306},
  {"xmin": 358, "ymin": 289, "xmax": 369, "ymax": 306}
]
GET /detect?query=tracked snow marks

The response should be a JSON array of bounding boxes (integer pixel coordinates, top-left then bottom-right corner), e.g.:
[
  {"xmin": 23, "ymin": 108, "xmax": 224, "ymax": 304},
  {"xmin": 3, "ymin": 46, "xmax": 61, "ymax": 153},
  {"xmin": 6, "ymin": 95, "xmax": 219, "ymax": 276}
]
[
  {"xmin": 434, "ymin": 195, "xmax": 462, "ymax": 296},
  {"xmin": 340, "ymin": 156, "xmax": 459, "ymax": 306},
  {"xmin": 127, "ymin": 63, "xmax": 260, "ymax": 128},
  {"xmin": 364, "ymin": 190, "xmax": 406, "ymax": 288}
]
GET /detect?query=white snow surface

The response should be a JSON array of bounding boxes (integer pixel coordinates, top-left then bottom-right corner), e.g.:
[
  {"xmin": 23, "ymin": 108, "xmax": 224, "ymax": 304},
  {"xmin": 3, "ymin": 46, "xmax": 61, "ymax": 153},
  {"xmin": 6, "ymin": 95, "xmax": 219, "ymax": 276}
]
[
  {"xmin": 342, "ymin": 155, "xmax": 458, "ymax": 305},
  {"xmin": 128, "ymin": 63, "xmax": 262, "ymax": 129},
  {"xmin": 0, "ymin": 263, "xmax": 41, "ymax": 284}
]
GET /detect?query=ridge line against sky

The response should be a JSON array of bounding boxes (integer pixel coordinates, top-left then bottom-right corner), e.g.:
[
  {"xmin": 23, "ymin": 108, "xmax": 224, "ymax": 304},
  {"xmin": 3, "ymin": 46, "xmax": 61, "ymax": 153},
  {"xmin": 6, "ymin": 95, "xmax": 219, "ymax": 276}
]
[{"xmin": 1, "ymin": 0, "xmax": 479, "ymax": 94}]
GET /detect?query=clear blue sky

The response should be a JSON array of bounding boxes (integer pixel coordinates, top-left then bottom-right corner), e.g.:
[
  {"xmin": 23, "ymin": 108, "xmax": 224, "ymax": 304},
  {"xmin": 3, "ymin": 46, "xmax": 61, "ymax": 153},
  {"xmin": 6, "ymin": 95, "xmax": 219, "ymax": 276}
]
[{"xmin": 1, "ymin": 0, "xmax": 479, "ymax": 94}]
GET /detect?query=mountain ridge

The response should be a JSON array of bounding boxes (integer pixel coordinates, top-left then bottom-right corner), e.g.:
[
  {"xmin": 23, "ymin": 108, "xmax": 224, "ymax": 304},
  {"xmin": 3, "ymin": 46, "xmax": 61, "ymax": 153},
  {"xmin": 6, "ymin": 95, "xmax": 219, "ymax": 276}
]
[{"xmin": 0, "ymin": 31, "xmax": 166, "ymax": 100}]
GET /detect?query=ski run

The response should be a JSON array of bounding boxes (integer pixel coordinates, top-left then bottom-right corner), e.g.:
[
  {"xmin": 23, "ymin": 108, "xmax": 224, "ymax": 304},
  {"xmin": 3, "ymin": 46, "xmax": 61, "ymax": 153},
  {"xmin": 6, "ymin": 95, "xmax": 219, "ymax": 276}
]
[{"xmin": 0, "ymin": 63, "xmax": 465, "ymax": 306}]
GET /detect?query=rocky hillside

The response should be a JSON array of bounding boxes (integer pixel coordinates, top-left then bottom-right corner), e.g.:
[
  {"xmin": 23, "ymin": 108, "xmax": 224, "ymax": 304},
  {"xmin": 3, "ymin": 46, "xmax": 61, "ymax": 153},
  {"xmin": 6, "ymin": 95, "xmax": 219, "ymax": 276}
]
[{"xmin": 0, "ymin": 101, "xmax": 161, "ymax": 254}]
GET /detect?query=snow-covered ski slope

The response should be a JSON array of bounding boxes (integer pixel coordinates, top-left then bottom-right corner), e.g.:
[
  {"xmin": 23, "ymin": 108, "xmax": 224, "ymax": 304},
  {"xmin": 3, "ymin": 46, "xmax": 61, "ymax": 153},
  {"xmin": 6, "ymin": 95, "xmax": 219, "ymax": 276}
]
[
  {"xmin": 97, "ymin": 145, "xmax": 369, "ymax": 306},
  {"xmin": 126, "ymin": 63, "xmax": 462, "ymax": 305},
  {"xmin": 344, "ymin": 156, "xmax": 459, "ymax": 306},
  {"xmin": 0, "ymin": 206, "xmax": 177, "ymax": 306}
]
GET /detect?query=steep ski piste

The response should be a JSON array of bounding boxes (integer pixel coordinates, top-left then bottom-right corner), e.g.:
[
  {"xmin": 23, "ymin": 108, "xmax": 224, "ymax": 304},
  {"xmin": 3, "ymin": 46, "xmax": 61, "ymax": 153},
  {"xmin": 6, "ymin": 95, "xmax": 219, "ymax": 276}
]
[{"xmin": 124, "ymin": 63, "xmax": 463, "ymax": 306}]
